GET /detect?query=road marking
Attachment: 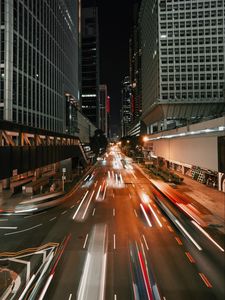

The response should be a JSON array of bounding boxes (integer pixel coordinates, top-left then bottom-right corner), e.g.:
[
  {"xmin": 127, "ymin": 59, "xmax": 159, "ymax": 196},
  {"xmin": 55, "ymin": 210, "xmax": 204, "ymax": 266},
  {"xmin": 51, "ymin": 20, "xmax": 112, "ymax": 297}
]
[
  {"xmin": 113, "ymin": 234, "xmax": 116, "ymax": 250},
  {"xmin": 72, "ymin": 191, "xmax": 89, "ymax": 220},
  {"xmin": 0, "ymin": 227, "xmax": 18, "ymax": 230},
  {"xmin": 185, "ymin": 252, "xmax": 195, "ymax": 263},
  {"xmin": 83, "ymin": 234, "xmax": 89, "ymax": 249},
  {"xmin": 70, "ymin": 205, "xmax": 75, "ymax": 209},
  {"xmin": 175, "ymin": 219, "xmax": 202, "ymax": 251},
  {"xmin": 4, "ymin": 224, "xmax": 42, "ymax": 236},
  {"xmin": 61, "ymin": 210, "xmax": 67, "ymax": 215},
  {"xmin": 175, "ymin": 237, "xmax": 183, "ymax": 245},
  {"xmin": 162, "ymin": 217, "xmax": 167, "ymax": 223},
  {"xmin": 163, "ymin": 297, "xmax": 167, "ymax": 300},
  {"xmin": 49, "ymin": 217, "xmax": 56, "ymax": 221},
  {"xmin": 134, "ymin": 209, "xmax": 138, "ymax": 217},
  {"xmin": 92, "ymin": 208, "xmax": 96, "ymax": 216},
  {"xmin": 142, "ymin": 234, "xmax": 149, "ymax": 251},
  {"xmin": 113, "ymin": 193, "xmax": 115, "ymax": 198},
  {"xmin": 199, "ymin": 273, "xmax": 212, "ymax": 288},
  {"xmin": 167, "ymin": 225, "xmax": 174, "ymax": 232},
  {"xmin": 94, "ymin": 180, "xmax": 98, "ymax": 187},
  {"xmin": 132, "ymin": 183, "xmax": 135, "ymax": 188},
  {"xmin": 68, "ymin": 293, "xmax": 72, "ymax": 300},
  {"xmin": 24, "ymin": 211, "xmax": 47, "ymax": 218},
  {"xmin": 114, "ymin": 294, "xmax": 117, "ymax": 300},
  {"xmin": 129, "ymin": 193, "xmax": 131, "ymax": 199},
  {"xmin": 113, "ymin": 208, "xmax": 115, "ymax": 216}
]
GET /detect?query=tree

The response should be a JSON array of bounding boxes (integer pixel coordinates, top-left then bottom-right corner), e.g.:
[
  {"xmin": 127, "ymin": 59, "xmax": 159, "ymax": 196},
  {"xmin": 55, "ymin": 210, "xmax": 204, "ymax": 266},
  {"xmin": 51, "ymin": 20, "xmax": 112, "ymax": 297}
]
[{"xmin": 90, "ymin": 129, "xmax": 108, "ymax": 156}]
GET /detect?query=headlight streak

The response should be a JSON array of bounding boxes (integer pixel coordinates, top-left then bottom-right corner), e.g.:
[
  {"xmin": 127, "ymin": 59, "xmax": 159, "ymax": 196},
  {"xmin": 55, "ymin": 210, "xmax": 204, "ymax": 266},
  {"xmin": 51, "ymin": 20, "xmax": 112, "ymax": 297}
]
[
  {"xmin": 82, "ymin": 190, "xmax": 95, "ymax": 220},
  {"xmin": 175, "ymin": 219, "xmax": 202, "ymax": 251},
  {"xmin": 72, "ymin": 191, "xmax": 89, "ymax": 220},
  {"xmin": 191, "ymin": 220, "xmax": 224, "ymax": 252},
  {"xmin": 140, "ymin": 204, "xmax": 152, "ymax": 227},
  {"xmin": 148, "ymin": 204, "xmax": 163, "ymax": 227}
]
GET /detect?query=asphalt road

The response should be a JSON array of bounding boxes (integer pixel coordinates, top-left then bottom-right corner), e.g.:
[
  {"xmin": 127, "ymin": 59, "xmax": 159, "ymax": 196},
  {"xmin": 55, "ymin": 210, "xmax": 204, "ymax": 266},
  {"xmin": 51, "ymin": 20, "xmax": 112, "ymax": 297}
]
[{"xmin": 0, "ymin": 146, "xmax": 224, "ymax": 300}]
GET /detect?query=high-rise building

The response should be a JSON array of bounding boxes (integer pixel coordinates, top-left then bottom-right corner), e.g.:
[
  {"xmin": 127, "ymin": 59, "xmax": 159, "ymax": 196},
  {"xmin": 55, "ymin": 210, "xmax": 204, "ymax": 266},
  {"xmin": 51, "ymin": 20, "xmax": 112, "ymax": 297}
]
[
  {"xmin": 0, "ymin": 0, "xmax": 79, "ymax": 133},
  {"xmin": 129, "ymin": 2, "xmax": 142, "ymax": 124},
  {"xmin": 121, "ymin": 76, "xmax": 132, "ymax": 137},
  {"xmin": 139, "ymin": 0, "xmax": 225, "ymax": 133},
  {"xmin": 99, "ymin": 84, "xmax": 107, "ymax": 136},
  {"xmin": 81, "ymin": 0, "xmax": 100, "ymax": 128}
]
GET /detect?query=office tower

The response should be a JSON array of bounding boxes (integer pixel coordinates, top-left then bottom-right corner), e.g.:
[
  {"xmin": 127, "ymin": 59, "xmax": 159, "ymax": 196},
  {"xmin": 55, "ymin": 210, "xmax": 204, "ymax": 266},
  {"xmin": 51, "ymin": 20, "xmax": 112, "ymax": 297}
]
[
  {"xmin": 99, "ymin": 84, "xmax": 107, "ymax": 136},
  {"xmin": 139, "ymin": 0, "xmax": 225, "ymax": 133},
  {"xmin": 121, "ymin": 76, "xmax": 132, "ymax": 137},
  {"xmin": 129, "ymin": 1, "xmax": 142, "ymax": 124},
  {"xmin": 0, "ymin": 0, "xmax": 79, "ymax": 133},
  {"xmin": 81, "ymin": 0, "xmax": 100, "ymax": 128}
]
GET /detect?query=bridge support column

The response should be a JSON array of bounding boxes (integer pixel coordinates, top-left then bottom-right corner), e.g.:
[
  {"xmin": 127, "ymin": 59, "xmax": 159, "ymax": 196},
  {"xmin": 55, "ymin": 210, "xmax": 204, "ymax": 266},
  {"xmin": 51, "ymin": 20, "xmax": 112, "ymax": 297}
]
[{"xmin": 2, "ymin": 178, "xmax": 10, "ymax": 190}]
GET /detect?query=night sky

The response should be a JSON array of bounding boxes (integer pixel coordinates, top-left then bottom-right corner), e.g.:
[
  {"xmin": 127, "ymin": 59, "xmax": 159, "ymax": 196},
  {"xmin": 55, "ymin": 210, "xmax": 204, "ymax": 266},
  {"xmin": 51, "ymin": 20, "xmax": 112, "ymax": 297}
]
[{"xmin": 98, "ymin": 0, "xmax": 139, "ymax": 136}]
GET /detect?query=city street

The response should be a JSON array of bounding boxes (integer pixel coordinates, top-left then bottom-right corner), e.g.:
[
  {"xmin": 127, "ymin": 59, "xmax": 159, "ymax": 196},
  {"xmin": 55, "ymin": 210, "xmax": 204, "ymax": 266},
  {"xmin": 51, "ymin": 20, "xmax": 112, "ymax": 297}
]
[{"xmin": 0, "ymin": 146, "xmax": 224, "ymax": 299}]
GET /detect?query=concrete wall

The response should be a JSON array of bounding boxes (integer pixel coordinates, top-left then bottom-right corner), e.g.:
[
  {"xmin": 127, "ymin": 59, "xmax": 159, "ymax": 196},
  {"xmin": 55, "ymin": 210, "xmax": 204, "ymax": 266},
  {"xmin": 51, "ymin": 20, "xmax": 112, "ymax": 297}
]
[
  {"xmin": 153, "ymin": 136, "xmax": 218, "ymax": 171},
  {"xmin": 77, "ymin": 111, "xmax": 97, "ymax": 144}
]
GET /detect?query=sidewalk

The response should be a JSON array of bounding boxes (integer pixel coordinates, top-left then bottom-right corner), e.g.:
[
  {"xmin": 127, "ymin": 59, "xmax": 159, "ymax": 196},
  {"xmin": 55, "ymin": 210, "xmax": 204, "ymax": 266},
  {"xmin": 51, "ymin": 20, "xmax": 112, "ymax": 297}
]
[
  {"xmin": 174, "ymin": 172, "xmax": 225, "ymax": 231},
  {"xmin": 0, "ymin": 164, "xmax": 95, "ymax": 214},
  {"xmin": 137, "ymin": 163, "xmax": 225, "ymax": 234}
]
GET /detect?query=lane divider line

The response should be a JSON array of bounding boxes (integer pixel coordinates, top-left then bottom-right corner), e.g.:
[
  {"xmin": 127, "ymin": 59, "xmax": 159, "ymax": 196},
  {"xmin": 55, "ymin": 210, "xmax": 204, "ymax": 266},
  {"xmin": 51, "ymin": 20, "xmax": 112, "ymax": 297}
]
[
  {"xmin": 49, "ymin": 217, "xmax": 56, "ymax": 222},
  {"xmin": 134, "ymin": 209, "xmax": 138, "ymax": 218},
  {"xmin": 185, "ymin": 252, "xmax": 195, "ymax": 263},
  {"xmin": 113, "ymin": 234, "xmax": 116, "ymax": 250},
  {"xmin": 175, "ymin": 237, "xmax": 183, "ymax": 245},
  {"xmin": 92, "ymin": 208, "xmax": 96, "ymax": 216},
  {"xmin": 199, "ymin": 273, "xmax": 212, "ymax": 288}
]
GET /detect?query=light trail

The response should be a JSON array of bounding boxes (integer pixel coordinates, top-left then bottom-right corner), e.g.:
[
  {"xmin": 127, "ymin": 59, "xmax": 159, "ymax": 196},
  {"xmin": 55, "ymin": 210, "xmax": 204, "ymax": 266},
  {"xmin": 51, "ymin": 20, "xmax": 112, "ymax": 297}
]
[
  {"xmin": 83, "ymin": 234, "xmax": 89, "ymax": 249},
  {"xmin": 148, "ymin": 204, "xmax": 163, "ymax": 227},
  {"xmin": 175, "ymin": 219, "xmax": 202, "ymax": 251},
  {"xmin": 191, "ymin": 220, "xmax": 224, "ymax": 252},
  {"xmin": 72, "ymin": 191, "xmax": 89, "ymax": 220},
  {"xmin": 140, "ymin": 204, "xmax": 152, "ymax": 227},
  {"xmin": 82, "ymin": 190, "xmax": 95, "ymax": 220},
  {"xmin": 142, "ymin": 234, "xmax": 149, "ymax": 251},
  {"xmin": 95, "ymin": 185, "xmax": 101, "ymax": 200},
  {"xmin": 4, "ymin": 224, "xmax": 42, "ymax": 236}
]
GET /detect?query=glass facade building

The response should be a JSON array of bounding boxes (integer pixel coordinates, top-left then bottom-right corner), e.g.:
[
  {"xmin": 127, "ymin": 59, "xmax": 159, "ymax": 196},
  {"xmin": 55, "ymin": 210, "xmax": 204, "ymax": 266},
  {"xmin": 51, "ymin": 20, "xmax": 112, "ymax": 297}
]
[
  {"xmin": 0, "ymin": 0, "xmax": 79, "ymax": 133},
  {"xmin": 81, "ymin": 0, "xmax": 100, "ymax": 128},
  {"xmin": 121, "ymin": 76, "xmax": 132, "ymax": 137},
  {"xmin": 140, "ymin": 0, "xmax": 225, "ymax": 133}
]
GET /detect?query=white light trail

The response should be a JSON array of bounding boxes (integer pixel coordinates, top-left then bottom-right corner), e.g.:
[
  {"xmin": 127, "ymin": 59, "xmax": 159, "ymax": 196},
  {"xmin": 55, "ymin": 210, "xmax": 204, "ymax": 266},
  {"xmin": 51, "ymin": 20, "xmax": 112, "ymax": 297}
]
[
  {"xmin": 175, "ymin": 219, "xmax": 202, "ymax": 251},
  {"xmin": 191, "ymin": 220, "xmax": 224, "ymax": 252},
  {"xmin": 148, "ymin": 204, "xmax": 163, "ymax": 227},
  {"xmin": 140, "ymin": 204, "xmax": 152, "ymax": 227},
  {"xmin": 82, "ymin": 190, "xmax": 95, "ymax": 220},
  {"xmin": 72, "ymin": 191, "xmax": 89, "ymax": 220},
  {"xmin": 95, "ymin": 185, "xmax": 101, "ymax": 200}
]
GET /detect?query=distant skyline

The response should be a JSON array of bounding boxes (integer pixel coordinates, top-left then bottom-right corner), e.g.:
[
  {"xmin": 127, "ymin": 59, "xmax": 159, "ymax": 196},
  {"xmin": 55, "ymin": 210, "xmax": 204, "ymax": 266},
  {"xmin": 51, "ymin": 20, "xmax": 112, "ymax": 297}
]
[{"xmin": 98, "ymin": 0, "xmax": 140, "ymax": 136}]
